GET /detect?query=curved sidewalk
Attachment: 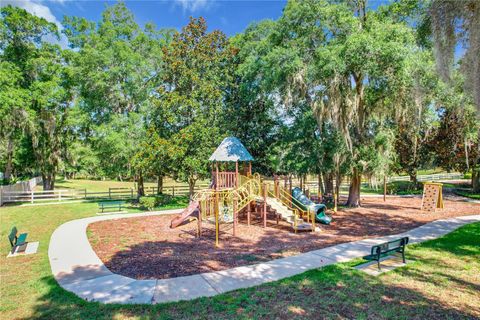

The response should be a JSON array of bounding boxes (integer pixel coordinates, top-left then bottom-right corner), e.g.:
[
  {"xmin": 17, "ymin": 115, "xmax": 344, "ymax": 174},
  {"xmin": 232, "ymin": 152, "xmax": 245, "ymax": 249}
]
[{"xmin": 49, "ymin": 212, "xmax": 480, "ymax": 304}]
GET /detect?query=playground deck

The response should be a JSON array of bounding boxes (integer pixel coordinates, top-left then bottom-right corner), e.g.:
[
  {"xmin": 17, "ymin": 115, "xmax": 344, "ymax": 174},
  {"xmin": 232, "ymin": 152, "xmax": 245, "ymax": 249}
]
[{"xmin": 87, "ymin": 195, "xmax": 480, "ymax": 279}]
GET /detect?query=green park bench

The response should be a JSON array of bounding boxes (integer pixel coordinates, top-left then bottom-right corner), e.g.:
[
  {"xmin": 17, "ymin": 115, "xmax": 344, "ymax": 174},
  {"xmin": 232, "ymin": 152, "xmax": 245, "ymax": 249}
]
[
  {"xmin": 8, "ymin": 226, "xmax": 28, "ymax": 253},
  {"xmin": 98, "ymin": 200, "xmax": 126, "ymax": 213},
  {"xmin": 363, "ymin": 236, "xmax": 409, "ymax": 270}
]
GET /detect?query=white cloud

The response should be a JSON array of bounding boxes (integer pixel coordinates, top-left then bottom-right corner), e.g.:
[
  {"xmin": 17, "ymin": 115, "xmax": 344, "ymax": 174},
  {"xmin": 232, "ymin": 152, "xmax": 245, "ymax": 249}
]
[
  {"xmin": 174, "ymin": 0, "xmax": 214, "ymax": 13},
  {"xmin": 1, "ymin": 0, "xmax": 69, "ymax": 48}
]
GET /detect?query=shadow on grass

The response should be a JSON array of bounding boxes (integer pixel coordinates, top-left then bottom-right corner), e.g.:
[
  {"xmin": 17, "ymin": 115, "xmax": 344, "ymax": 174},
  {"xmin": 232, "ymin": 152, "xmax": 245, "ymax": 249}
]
[
  {"xmin": 24, "ymin": 217, "xmax": 480, "ymax": 319},
  {"xmin": 26, "ymin": 261, "xmax": 479, "ymax": 320},
  {"xmin": 412, "ymin": 222, "xmax": 480, "ymax": 257}
]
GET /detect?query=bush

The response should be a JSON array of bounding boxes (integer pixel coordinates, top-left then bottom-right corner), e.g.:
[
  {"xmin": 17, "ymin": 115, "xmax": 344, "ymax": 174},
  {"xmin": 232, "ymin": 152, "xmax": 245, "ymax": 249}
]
[
  {"xmin": 387, "ymin": 181, "xmax": 423, "ymax": 195},
  {"xmin": 464, "ymin": 172, "xmax": 472, "ymax": 179},
  {"xmin": 154, "ymin": 193, "xmax": 172, "ymax": 206},
  {"xmin": 139, "ymin": 193, "xmax": 173, "ymax": 211},
  {"xmin": 139, "ymin": 196, "xmax": 156, "ymax": 211}
]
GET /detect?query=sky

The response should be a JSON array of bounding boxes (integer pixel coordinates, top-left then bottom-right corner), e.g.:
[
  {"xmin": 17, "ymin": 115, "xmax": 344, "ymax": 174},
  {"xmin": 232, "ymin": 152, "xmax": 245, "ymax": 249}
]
[
  {"xmin": 3, "ymin": 0, "xmax": 288, "ymax": 38},
  {"xmin": 3, "ymin": 0, "xmax": 394, "ymax": 36},
  {"xmin": 1, "ymin": 0, "xmax": 400, "ymax": 51}
]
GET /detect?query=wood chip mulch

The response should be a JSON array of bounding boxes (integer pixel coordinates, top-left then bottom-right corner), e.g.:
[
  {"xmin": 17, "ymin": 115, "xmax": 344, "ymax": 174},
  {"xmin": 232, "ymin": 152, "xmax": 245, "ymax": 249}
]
[{"xmin": 87, "ymin": 195, "xmax": 480, "ymax": 280}]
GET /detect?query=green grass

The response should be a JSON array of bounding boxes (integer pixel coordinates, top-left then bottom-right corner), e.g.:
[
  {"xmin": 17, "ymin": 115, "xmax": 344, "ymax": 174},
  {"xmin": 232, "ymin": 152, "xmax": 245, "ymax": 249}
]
[
  {"xmin": 35, "ymin": 178, "xmax": 209, "ymax": 192},
  {"xmin": 1, "ymin": 198, "xmax": 479, "ymax": 319},
  {"xmin": 454, "ymin": 189, "xmax": 480, "ymax": 200},
  {"xmin": 415, "ymin": 168, "xmax": 445, "ymax": 175},
  {"xmin": 353, "ymin": 181, "xmax": 423, "ymax": 196},
  {"xmin": 35, "ymin": 178, "xmax": 154, "ymax": 192}
]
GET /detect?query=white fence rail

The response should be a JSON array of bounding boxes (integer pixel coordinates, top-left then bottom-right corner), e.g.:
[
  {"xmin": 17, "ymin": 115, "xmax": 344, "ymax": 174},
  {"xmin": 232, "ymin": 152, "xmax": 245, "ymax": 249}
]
[
  {"xmin": 387, "ymin": 172, "xmax": 463, "ymax": 182},
  {"xmin": 0, "ymin": 173, "xmax": 464, "ymax": 206},
  {"xmin": 0, "ymin": 176, "xmax": 42, "ymax": 206},
  {"xmin": 0, "ymin": 183, "xmax": 211, "ymax": 205}
]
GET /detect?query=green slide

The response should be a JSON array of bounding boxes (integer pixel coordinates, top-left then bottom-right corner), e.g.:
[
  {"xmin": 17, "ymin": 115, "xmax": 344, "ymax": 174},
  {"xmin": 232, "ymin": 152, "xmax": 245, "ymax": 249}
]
[{"xmin": 291, "ymin": 187, "xmax": 332, "ymax": 225}]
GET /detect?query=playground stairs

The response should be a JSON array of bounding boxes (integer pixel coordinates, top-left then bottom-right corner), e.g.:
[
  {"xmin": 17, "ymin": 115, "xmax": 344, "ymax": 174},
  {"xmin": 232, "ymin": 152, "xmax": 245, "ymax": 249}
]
[{"xmin": 266, "ymin": 197, "xmax": 318, "ymax": 232}]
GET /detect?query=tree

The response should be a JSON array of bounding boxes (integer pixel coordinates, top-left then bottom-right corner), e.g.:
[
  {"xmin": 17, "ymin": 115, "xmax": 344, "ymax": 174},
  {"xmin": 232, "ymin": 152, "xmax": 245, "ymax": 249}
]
[
  {"xmin": 428, "ymin": 0, "xmax": 480, "ymax": 191},
  {"xmin": 29, "ymin": 45, "xmax": 75, "ymax": 189},
  {"xmin": 132, "ymin": 127, "xmax": 177, "ymax": 196},
  {"xmin": 393, "ymin": 50, "xmax": 439, "ymax": 183},
  {"xmin": 241, "ymin": 0, "xmax": 418, "ymax": 206},
  {"xmin": 226, "ymin": 21, "xmax": 283, "ymax": 175},
  {"xmin": 431, "ymin": 72, "xmax": 479, "ymax": 175},
  {"xmin": 154, "ymin": 17, "xmax": 233, "ymax": 198},
  {"xmin": 1, "ymin": 6, "xmax": 72, "ymax": 189},
  {"xmin": 63, "ymin": 3, "xmax": 170, "ymax": 184},
  {"xmin": 0, "ymin": 61, "xmax": 30, "ymax": 182}
]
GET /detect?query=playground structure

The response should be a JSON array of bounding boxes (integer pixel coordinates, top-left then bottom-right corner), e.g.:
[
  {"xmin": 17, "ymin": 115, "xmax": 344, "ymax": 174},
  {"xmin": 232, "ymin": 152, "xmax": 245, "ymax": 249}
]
[
  {"xmin": 421, "ymin": 182, "xmax": 444, "ymax": 212},
  {"xmin": 170, "ymin": 137, "xmax": 328, "ymax": 246},
  {"xmin": 291, "ymin": 187, "xmax": 332, "ymax": 225}
]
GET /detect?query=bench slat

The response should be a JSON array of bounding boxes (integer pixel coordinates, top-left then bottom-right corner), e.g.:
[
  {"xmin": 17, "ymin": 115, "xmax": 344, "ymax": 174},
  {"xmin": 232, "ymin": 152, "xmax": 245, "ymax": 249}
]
[
  {"xmin": 363, "ymin": 237, "xmax": 409, "ymax": 269},
  {"xmin": 98, "ymin": 201, "xmax": 125, "ymax": 212},
  {"xmin": 17, "ymin": 233, "xmax": 28, "ymax": 246}
]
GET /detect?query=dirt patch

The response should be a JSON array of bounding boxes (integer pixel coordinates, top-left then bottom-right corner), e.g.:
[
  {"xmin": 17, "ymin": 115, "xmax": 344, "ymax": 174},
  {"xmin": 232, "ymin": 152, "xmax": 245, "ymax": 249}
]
[{"xmin": 87, "ymin": 195, "xmax": 480, "ymax": 279}]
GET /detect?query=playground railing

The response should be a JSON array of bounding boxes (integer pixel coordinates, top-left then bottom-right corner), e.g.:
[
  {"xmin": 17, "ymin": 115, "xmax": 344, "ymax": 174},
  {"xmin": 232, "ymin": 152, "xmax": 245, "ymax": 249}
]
[
  {"xmin": 194, "ymin": 175, "xmax": 261, "ymax": 223},
  {"xmin": 266, "ymin": 183, "xmax": 315, "ymax": 232}
]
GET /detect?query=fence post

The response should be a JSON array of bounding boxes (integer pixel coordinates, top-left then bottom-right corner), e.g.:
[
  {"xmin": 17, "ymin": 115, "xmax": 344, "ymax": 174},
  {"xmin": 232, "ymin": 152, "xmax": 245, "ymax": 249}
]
[
  {"xmin": 84, "ymin": 189, "xmax": 87, "ymax": 199},
  {"xmin": 109, "ymin": 188, "xmax": 111, "ymax": 199},
  {"xmin": 172, "ymin": 186, "xmax": 175, "ymax": 197},
  {"xmin": 58, "ymin": 190, "xmax": 61, "ymax": 202},
  {"xmin": 31, "ymin": 190, "xmax": 34, "ymax": 204},
  {"xmin": 130, "ymin": 188, "xmax": 133, "ymax": 199}
]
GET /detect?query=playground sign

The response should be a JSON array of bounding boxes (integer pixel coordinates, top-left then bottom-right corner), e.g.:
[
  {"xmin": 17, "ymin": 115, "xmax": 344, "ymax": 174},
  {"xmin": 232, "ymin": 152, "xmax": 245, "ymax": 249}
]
[{"xmin": 421, "ymin": 182, "xmax": 444, "ymax": 212}]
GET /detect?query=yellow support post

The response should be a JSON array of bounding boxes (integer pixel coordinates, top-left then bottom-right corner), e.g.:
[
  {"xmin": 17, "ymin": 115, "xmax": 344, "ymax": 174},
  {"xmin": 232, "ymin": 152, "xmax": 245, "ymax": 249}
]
[
  {"xmin": 263, "ymin": 183, "xmax": 267, "ymax": 228},
  {"xmin": 311, "ymin": 208, "xmax": 316, "ymax": 232},
  {"xmin": 333, "ymin": 192, "xmax": 337, "ymax": 213},
  {"xmin": 215, "ymin": 191, "xmax": 219, "ymax": 247}
]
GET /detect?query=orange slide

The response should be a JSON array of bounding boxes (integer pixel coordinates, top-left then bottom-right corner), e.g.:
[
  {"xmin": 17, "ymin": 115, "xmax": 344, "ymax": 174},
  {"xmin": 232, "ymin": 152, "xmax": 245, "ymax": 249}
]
[{"xmin": 170, "ymin": 201, "xmax": 199, "ymax": 228}]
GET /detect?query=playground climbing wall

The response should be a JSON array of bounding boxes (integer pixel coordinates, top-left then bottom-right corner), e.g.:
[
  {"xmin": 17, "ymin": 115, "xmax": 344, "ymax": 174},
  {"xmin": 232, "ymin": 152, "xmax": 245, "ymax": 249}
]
[{"xmin": 421, "ymin": 182, "xmax": 444, "ymax": 212}]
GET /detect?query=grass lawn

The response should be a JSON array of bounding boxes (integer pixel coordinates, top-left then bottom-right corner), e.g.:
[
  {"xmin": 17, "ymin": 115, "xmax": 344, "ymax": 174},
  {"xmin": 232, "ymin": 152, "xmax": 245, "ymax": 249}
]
[
  {"xmin": 353, "ymin": 181, "xmax": 424, "ymax": 196},
  {"xmin": 35, "ymin": 178, "xmax": 209, "ymax": 192},
  {"xmin": 454, "ymin": 189, "xmax": 480, "ymax": 200},
  {"xmin": 1, "ymin": 198, "xmax": 479, "ymax": 319}
]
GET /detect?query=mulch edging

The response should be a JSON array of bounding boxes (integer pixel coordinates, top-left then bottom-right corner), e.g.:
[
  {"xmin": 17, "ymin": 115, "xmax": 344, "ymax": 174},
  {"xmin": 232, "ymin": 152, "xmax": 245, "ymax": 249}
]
[{"xmin": 87, "ymin": 196, "xmax": 480, "ymax": 279}]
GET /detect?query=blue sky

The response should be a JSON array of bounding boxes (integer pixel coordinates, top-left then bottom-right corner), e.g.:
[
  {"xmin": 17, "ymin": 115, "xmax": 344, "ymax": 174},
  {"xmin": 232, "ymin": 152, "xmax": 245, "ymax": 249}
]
[
  {"xmin": 4, "ymin": 0, "xmax": 289, "ymax": 37},
  {"xmin": 4, "ymin": 1, "xmax": 394, "ymax": 38}
]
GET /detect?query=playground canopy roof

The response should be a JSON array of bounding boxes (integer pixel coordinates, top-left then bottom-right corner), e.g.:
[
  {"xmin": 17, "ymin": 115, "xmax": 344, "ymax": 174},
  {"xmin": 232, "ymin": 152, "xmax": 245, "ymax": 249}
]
[{"xmin": 209, "ymin": 137, "xmax": 254, "ymax": 162}]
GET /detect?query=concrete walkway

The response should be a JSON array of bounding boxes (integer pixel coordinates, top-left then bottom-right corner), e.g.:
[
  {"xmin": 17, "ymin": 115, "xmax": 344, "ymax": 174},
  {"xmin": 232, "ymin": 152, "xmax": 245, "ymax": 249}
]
[{"xmin": 48, "ymin": 212, "xmax": 480, "ymax": 304}]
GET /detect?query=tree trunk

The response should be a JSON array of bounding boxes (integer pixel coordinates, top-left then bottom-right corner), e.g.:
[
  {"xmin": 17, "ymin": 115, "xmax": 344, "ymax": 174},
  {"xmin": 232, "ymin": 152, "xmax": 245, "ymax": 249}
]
[
  {"xmin": 335, "ymin": 171, "xmax": 342, "ymax": 203},
  {"xmin": 4, "ymin": 138, "xmax": 14, "ymax": 183},
  {"xmin": 473, "ymin": 132, "xmax": 480, "ymax": 193},
  {"xmin": 318, "ymin": 173, "xmax": 324, "ymax": 195},
  {"xmin": 346, "ymin": 168, "xmax": 361, "ymax": 207},
  {"xmin": 42, "ymin": 173, "xmax": 55, "ymax": 190},
  {"xmin": 408, "ymin": 169, "xmax": 418, "ymax": 185},
  {"xmin": 188, "ymin": 177, "xmax": 196, "ymax": 200},
  {"xmin": 137, "ymin": 171, "xmax": 145, "ymax": 197},
  {"xmin": 324, "ymin": 172, "xmax": 334, "ymax": 195},
  {"xmin": 472, "ymin": 166, "xmax": 480, "ymax": 193},
  {"xmin": 157, "ymin": 175, "xmax": 164, "ymax": 194}
]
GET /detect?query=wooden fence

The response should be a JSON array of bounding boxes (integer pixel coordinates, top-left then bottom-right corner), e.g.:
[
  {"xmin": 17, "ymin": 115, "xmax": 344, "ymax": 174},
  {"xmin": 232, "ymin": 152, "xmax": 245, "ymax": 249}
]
[
  {"xmin": 0, "ymin": 172, "xmax": 463, "ymax": 206},
  {"xmin": 0, "ymin": 183, "xmax": 210, "ymax": 205},
  {"xmin": 0, "ymin": 176, "xmax": 42, "ymax": 206},
  {"xmin": 387, "ymin": 172, "xmax": 463, "ymax": 182}
]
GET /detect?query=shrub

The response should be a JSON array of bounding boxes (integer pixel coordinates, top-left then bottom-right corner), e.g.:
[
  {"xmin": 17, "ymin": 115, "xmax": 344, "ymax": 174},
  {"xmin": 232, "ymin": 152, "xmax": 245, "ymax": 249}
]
[
  {"xmin": 387, "ymin": 181, "xmax": 422, "ymax": 195},
  {"xmin": 139, "ymin": 194, "xmax": 174, "ymax": 211},
  {"xmin": 139, "ymin": 196, "xmax": 156, "ymax": 211},
  {"xmin": 154, "ymin": 193, "xmax": 172, "ymax": 206}
]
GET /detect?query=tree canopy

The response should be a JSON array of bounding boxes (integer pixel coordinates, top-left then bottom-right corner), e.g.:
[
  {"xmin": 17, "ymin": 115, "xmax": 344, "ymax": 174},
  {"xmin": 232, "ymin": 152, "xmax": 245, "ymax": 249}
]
[{"xmin": 1, "ymin": 1, "xmax": 478, "ymax": 201}]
